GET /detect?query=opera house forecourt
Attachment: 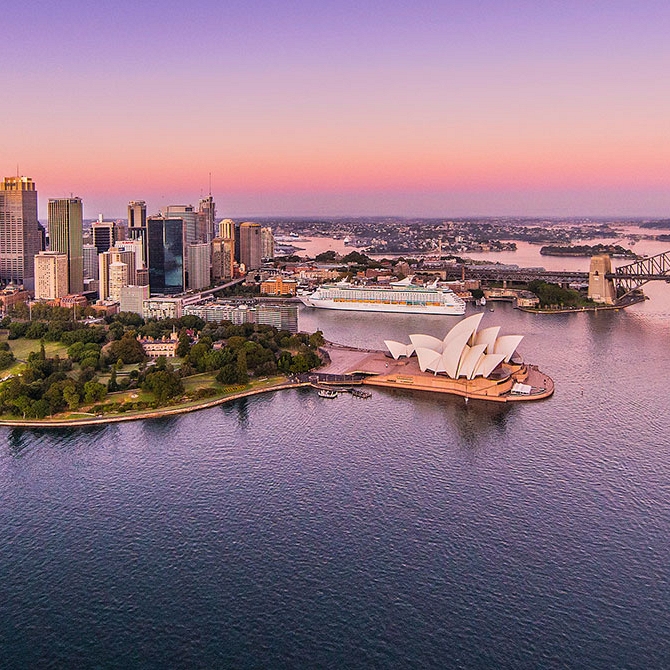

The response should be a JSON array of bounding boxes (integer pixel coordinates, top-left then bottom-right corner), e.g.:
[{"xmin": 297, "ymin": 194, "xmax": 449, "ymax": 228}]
[{"xmin": 322, "ymin": 314, "xmax": 554, "ymax": 402}]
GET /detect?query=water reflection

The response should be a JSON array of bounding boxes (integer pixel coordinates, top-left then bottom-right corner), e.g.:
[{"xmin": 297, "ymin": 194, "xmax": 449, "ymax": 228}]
[
  {"xmin": 140, "ymin": 415, "xmax": 181, "ymax": 439},
  {"xmin": 220, "ymin": 397, "xmax": 250, "ymax": 428},
  {"xmin": 382, "ymin": 387, "xmax": 514, "ymax": 449},
  {"xmin": 5, "ymin": 425, "xmax": 113, "ymax": 458}
]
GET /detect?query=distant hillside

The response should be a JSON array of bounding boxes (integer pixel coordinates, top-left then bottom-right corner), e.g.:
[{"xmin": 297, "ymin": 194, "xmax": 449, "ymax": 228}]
[{"xmin": 640, "ymin": 220, "xmax": 670, "ymax": 230}]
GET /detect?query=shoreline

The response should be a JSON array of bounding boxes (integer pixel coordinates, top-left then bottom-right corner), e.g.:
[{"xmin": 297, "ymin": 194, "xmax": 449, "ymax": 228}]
[
  {"xmin": 0, "ymin": 380, "xmax": 308, "ymax": 430},
  {"xmin": 517, "ymin": 294, "xmax": 646, "ymax": 314}
]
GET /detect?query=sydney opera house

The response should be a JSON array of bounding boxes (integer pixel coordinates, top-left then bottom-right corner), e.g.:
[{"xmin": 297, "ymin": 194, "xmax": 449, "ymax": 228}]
[
  {"xmin": 384, "ymin": 314, "xmax": 522, "ymax": 380},
  {"xmin": 318, "ymin": 313, "xmax": 553, "ymax": 402},
  {"xmin": 373, "ymin": 314, "xmax": 552, "ymax": 401}
]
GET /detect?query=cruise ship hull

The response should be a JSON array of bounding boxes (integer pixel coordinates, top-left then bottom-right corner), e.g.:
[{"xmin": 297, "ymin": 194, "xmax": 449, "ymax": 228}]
[{"xmin": 299, "ymin": 296, "xmax": 465, "ymax": 315}]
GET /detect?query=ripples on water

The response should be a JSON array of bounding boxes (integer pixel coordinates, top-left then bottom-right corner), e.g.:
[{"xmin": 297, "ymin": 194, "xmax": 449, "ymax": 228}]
[{"xmin": 1, "ymin": 281, "xmax": 670, "ymax": 667}]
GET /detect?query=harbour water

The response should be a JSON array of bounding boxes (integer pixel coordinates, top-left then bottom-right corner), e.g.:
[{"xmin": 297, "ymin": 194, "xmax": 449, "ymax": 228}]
[{"xmin": 1, "ymin": 236, "xmax": 670, "ymax": 668}]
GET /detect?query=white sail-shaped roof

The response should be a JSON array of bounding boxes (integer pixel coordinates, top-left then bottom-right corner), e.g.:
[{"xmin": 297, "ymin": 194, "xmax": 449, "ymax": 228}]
[
  {"xmin": 415, "ymin": 347, "xmax": 445, "ymax": 373},
  {"xmin": 473, "ymin": 352, "xmax": 506, "ymax": 377},
  {"xmin": 440, "ymin": 314, "xmax": 482, "ymax": 377},
  {"xmin": 382, "ymin": 313, "xmax": 524, "ymax": 380},
  {"xmin": 493, "ymin": 335, "xmax": 524, "ymax": 363},
  {"xmin": 442, "ymin": 313, "xmax": 483, "ymax": 351},
  {"xmin": 474, "ymin": 326, "xmax": 500, "ymax": 353},
  {"xmin": 409, "ymin": 333, "xmax": 443, "ymax": 353},
  {"xmin": 457, "ymin": 343, "xmax": 488, "ymax": 379},
  {"xmin": 384, "ymin": 340, "xmax": 415, "ymax": 359}
]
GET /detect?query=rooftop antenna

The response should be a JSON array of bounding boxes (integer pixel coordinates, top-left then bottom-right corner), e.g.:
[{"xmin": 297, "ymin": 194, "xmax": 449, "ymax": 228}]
[{"xmin": 209, "ymin": 172, "xmax": 212, "ymax": 196}]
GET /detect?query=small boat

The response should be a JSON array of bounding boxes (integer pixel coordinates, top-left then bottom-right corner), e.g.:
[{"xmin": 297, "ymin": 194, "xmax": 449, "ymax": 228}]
[
  {"xmin": 351, "ymin": 388, "xmax": 372, "ymax": 398},
  {"xmin": 318, "ymin": 389, "xmax": 338, "ymax": 399}
]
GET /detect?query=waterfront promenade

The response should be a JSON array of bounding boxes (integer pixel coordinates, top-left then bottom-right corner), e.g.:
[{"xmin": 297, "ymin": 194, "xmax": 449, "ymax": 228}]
[{"xmin": 0, "ymin": 379, "xmax": 307, "ymax": 429}]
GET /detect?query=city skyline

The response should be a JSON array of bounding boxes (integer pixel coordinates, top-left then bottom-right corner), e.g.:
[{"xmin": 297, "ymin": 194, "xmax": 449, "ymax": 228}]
[{"xmin": 4, "ymin": 0, "xmax": 670, "ymax": 218}]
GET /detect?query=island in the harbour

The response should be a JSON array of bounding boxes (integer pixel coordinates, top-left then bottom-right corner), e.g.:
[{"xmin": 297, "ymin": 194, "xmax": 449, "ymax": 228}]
[{"xmin": 539, "ymin": 243, "xmax": 637, "ymax": 258}]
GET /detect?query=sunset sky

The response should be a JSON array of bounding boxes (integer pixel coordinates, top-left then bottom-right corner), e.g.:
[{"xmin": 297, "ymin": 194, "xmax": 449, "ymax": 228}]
[{"xmin": 3, "ymin": 0, "xmax": 670, "ymax": 219}]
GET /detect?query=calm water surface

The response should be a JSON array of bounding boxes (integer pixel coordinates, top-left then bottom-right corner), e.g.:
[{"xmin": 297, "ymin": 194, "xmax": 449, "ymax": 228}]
[{"xmin": 1, "ymin": 236, "xmax": 670, "ymax": 668}]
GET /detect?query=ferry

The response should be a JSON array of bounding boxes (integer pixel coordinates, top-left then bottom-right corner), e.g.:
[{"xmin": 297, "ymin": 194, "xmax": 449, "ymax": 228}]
[{"xmin": 299, "ymin": 277, "xmax": 466, "ymax": 315}]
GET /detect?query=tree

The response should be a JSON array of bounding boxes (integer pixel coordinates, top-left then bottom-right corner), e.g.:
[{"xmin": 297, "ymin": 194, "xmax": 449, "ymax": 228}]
[
  {"xmin": 216, "ymin": 364, "xmax": 238, "ymax": 385},
  {"xmin": 108, "ymin": 367, "xmax": 119, "ymax": 392},
  {"xmin": 0, "ymin": 343, "xmax": 15, "ymax": 371},
  {"xmin": 176, "ymin": 331, "xmax": 191, "ymax": 358},
  {"xmin": 308, "ymin": 330, "xmax": 325, "ymax": 348},
  {"xmin": 83, "ymin": 380, "xmax": 107, "ymax": 404},
  {"xmin": 106, "ymin": 332, "xmax": 146, "ymax": 365},
  {"xmin": 62, "ymin": 383, "xmax": 80, "ymax": 411},
  {"xmin": 142, "ymin": 369, "xmax": 183, "ymax": 403},
  {"xmin": 315, "ymin": 250, "xmax": 338, "ymax": 262}
]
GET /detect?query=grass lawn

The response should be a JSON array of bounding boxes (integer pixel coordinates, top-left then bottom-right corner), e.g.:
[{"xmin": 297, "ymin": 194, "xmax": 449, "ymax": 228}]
[{"xmin": 6, "ymin": 338, "xmax": 69, "ymax": 362}]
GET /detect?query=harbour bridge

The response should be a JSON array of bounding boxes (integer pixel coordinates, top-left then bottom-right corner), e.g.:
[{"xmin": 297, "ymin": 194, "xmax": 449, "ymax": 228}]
[
  {"xmin": 606, "ymin": 250, "xmax": 670, "ymax": 298},
  {"xmin": 442, "ymin": 249, "xmax": 670, "ymax": 304}
]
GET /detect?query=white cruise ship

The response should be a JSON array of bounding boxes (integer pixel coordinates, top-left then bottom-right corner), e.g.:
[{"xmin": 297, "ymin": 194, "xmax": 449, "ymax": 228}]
[{"xmin": 299, "ymin": 278, "xmax": 466, "ymax": 315}]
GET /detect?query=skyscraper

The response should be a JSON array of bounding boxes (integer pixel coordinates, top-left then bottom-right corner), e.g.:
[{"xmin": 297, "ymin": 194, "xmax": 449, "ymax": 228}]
[
  {"xmin": 128, "ymin": 200, "xmax": 146, "ymax": 231},
  {"xmin": 34, "ymin": 251, "xmax": 69, "ymax": 300},
  {"xmin": 147, "ymin": 216, "xmax": 184, "ymax": 295},
  {"xmin": 83, "ymin": 243, "xmax": 99, "ymax": 280},
  {"xmin": 98, "ymin": 247, "xmax": 137, "ymax": 300},
  {"xmin": 91, "ymin": 217, "xmax": 116, "ymax": 253},
  {"xmin": 218, "ymin": 218, "xmax": 235, "ymax": 240},
  {"xmin": 261, "ymin": 226, "xmax": 275, "ymax": 260},
  {"xmin": 198, "ymin": 194, "xmax": 216, "ymax": 242},
  {"xmin": 211, "ymin": 237, "xmax": 234, "ymax": 282},
  {"xmin": 164, "ymin": 205, "xmax": 197, "ymax": 248},
  {"xmin": 239, "ymin": 222, "xmax": 262, "ymax": 271},
  {"xmin": 48, "ymin": 197, "xmax": 84, "ymax": 294},
  {"xmin": 128, "ymin": 200, "xmax": 147, "ymax": 264},
  {"xmin": 186, "ymin": 242, "xmax": 211, "ymax": 290},
  {"xmin": 0, "ymin": 176, "xmax": 42, "ymax": 290}
]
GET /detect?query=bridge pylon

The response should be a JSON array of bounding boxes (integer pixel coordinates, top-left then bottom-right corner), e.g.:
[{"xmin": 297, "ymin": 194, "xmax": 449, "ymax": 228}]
[{"xmin": 588, "ymin": 255, "xmax": 617, "ymax": 304}]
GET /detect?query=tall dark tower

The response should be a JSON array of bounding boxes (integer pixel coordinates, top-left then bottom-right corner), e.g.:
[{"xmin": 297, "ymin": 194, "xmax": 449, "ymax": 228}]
[
  {"xmin": 0, "ymin": 176, "xmax": 41, "ymax": 290},
  {"xmin": 147, "ymin": 216, "xmax": 184, "ymax": 295},
  {"xmin": 128, "ymin": 200, "xmax": 147, "ymax": 265},
  {"xmin": 48, "ymin": 197, "xmax": 84, "ymax": 294}
]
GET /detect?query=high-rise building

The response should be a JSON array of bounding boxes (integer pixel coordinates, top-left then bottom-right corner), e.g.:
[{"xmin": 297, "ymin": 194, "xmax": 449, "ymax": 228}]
[
  {"xmin": 0, "ymin": 176, "xmax": 42, "ymax": 290},
  {"xmin": 218, "ymin": 218, "xmax": 235, "ymax": 240},
  {"xmin": 198, "ymin": 195, "xmax": 217, "ymax": 242},
  {"xmin": 164, "ymin": 205, "xmax": 196, "ymax": 247},
  {"xmin": 98, "ymin": 246, "xmax": 137, "ymax": 300},
  {"xmin": 211, "ymin": 237, "xmax": 234, "ymax": 282},
  {"xmin": 135, "ymin": 267, "xmax": 149, "ymax": 286},
  {"xmin": 261, "ymin": 226, "xmax": 275, "ymax": 260},
  {"xmin": 187, "ymin": 242, "xmax": 211, "ymax": 290},
  {"xmin": 83, "ymin": 244, "xmax": 99, "ymax": 280},
  {"xmin": 34, "ymin": 251, "xmax": 69, "ymax": 300},
  {"xmin": 91, "ymin": 216, "xmax": 116, "ymax": 254},
  {"xmin": 128, "ymin": 200, "xmax": 147, "ymax": 264},
  {"xmin": 48, "ymin": 197, "xmax": 84, "ymax": 294},
  {"xmin": 119, "ymin": 284, "xmax": 150, "ymax": 316},
  {"xmin": 147, "ymin": 216, "xmax": 184, "ymax": 295},
  {"xmin": 239, "ymin": 222, "xmax": 262, "ymax": 271},
  {"xmin": 108, "ymin": 261, "xmax": 129, "ymax": 302},
  {"xmin": 128, "ymin": 200, "xmax": 146, "ymax": 231}
]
